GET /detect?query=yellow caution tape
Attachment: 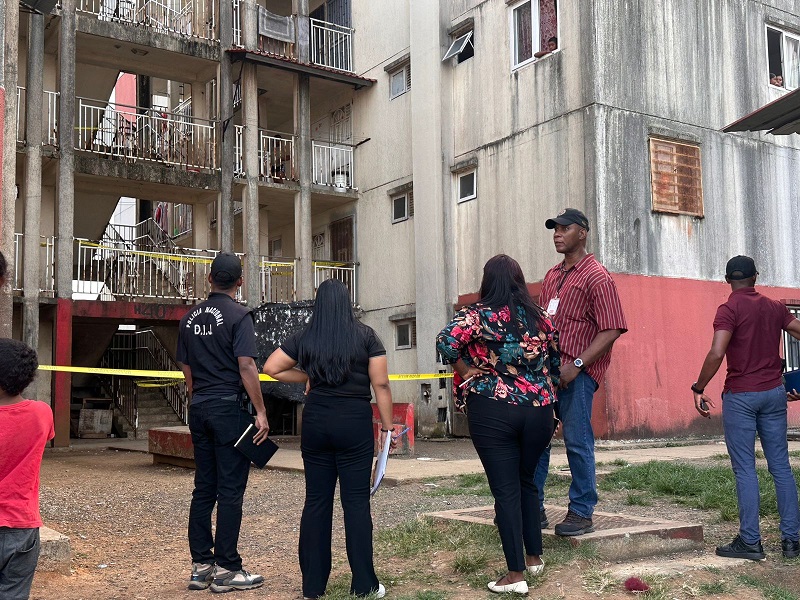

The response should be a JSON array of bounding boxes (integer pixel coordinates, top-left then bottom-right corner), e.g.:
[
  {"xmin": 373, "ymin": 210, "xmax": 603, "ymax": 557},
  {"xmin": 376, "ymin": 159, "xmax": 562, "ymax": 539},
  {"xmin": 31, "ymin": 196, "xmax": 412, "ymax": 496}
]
[
  {"xmin": 37, "ymin": 365, "xmax": 453, "ymax": 382},
  {"xmin": 80, "ymin": 241, "xmax": 215, "ymax": 264}
]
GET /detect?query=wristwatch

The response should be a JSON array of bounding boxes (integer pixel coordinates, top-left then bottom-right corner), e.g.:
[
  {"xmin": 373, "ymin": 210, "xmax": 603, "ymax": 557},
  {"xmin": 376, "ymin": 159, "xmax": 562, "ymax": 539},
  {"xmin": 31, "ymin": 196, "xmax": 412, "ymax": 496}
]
[
  {"xmin": 573, "ymin": 358, "xmax": 585, "ymax": 370},
  {"xmin": 691, "ymin": 382, "xmax": 705, "ymax": 394}
]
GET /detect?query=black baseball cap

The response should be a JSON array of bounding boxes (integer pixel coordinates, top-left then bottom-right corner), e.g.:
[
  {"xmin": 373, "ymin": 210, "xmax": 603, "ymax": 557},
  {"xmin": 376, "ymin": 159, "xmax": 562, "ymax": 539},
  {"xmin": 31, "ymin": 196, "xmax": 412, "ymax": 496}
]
[
  {"xmin": 210, "ymin": 252, "xmax": 242, "ymax": 285},
  {"xmin": 725, "ymin": 255, "xmax": 757, "ymax": 280},
  {"xmin": 545, "ymin": 208, "xmax": 590, "ymax": 230}
]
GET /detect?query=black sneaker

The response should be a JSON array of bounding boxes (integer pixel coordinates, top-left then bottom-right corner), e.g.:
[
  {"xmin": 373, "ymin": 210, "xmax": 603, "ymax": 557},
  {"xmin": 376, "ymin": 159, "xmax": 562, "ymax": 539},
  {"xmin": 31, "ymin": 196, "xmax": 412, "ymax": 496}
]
[
  {"xmin": 554, "ymin": 510, "xmax": 594, "ymax": 536},
  {"xmin": 715, "ymin": 535, "xmax": 766, "ymax": 561},
  {"xmin": 783, "ymin": 538, "xmax": 800, "ymax": 558},
  {"xmin": 540, "ymin": 509, "xmax": 549, "ymax": 529},
  {"xmin": 188, "ymin": 562, "xmax": 214, "ymax": 590}
]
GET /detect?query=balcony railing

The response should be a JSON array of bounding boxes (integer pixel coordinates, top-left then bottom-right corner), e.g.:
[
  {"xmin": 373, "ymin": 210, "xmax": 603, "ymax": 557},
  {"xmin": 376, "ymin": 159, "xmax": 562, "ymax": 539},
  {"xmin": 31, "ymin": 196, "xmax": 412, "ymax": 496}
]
[
  {"xmin": 312, "ymin": 140, "xmax": 354, "ymax": 189},
  {"xmin": 76, "ymin": 96, "xmax": 216, "ymax": 170},
  {"xmin": 77, "ymin": 0, "xmax": 216, "ymax": 41},
  {"xmin": 314, "ymin": 260, "xmax": 356, "ymax": 303},
  {"xmin": 12, "ymin": 233, "xmax": 56, "ymax": 295},
  {"xmin": 234, "ymin": 125, "xmax": 295, "ymax": 182},
  {"xmin": 16, "ymin": 87, "xmax": 60, "ymax": 146},
  {"xmin": 260, "ymin": 258, "xmax": 295, "ymax": 303},
  {"xmin": 74, "ymin": 237, "xmax": 226, "ymax": 301},
  {"xmin": 310, "ymin": 18, "xmax": 353, "ymax": 72}
]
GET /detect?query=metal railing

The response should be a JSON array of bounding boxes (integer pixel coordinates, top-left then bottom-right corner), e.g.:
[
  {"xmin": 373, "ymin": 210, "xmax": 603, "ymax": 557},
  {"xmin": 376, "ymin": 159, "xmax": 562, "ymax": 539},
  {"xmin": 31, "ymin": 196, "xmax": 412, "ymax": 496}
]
[
  {"xmin": 101, "ymin": 329, "xmax": 189, "ymax": 431},
  {"xmin": 234, "ymin": 125, "xmax": 295, "ymax": 181},
  {"xmin": 232, "ymin": 0, "xmax": 241, "ymax": 46},
  {"xmin": 77, "ymin": 0, "xmax": 216, "ymax": 41},
  {"xmin": 260, "ymin": 258, "xmax": 295, "ymax": 303},
  {"xmin": 74, "ymin": 236, "xmax": 226, "ymax": 301},
  {"xmin": 12, "ymin": 233, "xmax": 56, "ymax": 295},
  {"xmin": 97, "ymin": 366, "xmax": 138, "ymax": 436},
  {"xmin": 15, "ymin": 87, "xmax": 60, "ymax": 146},
  {"xmin": 76, "ymin": 96, "xmax": 216, "ymax": 170},
  {"xmin": 314, "ymin": 260, "xmax": 356, "ymax": 303},
  {"xmin": 310, "ymin": 18, "xmax": 353, "ymax": 72},
  {"xmin": 312, "ymin": 140, "xmax": 354, "ymax": 188}
]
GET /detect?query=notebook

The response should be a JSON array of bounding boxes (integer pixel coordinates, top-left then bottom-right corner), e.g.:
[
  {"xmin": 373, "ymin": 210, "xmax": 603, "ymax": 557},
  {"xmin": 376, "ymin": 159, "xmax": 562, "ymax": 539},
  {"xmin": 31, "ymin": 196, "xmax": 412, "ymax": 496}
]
[
  {"xmin": 785, "ymin": 369, "xmax": 800, "ymax": 395},
  {"xmin": 234, "ymin": 423, "xmax": 279, "ymax": 469}
]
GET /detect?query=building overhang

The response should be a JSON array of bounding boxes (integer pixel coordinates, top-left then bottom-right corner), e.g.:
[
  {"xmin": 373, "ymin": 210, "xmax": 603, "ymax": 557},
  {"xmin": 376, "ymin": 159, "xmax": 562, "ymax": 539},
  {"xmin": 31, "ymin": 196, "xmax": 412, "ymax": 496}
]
[
  {"xmin": 229, "ymin": 49, "xmax": 375, "ymax": 89},
  {"xmin": 723, "ymin": 88, "xmax": 800, "ymax": 135}
]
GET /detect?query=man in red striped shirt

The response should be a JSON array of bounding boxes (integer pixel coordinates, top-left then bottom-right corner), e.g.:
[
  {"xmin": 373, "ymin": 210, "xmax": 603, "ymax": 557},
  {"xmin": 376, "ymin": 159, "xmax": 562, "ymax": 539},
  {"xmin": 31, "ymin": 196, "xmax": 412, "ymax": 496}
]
[{"xmin": 533, "ymin": 208, "xmax": 627, "ymax": 536}]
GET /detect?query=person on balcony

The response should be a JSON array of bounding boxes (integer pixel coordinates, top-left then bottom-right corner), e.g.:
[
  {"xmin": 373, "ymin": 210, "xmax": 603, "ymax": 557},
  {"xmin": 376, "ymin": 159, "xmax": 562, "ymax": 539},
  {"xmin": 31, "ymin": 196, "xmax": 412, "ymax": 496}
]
[
  {"xmin": 436, "ymin": 254, "xmax": 560, "ymax": 595},
  {"xmin": 176, "ymin": 252, "xmax": 270, "ymax": 593},
  {"xmin": 0, "ymin": 339, "xmax": 55, "ymax": 600},
  {"xmin": 263, "ymin": 279, "xmax": 395, "ymax": 600}
]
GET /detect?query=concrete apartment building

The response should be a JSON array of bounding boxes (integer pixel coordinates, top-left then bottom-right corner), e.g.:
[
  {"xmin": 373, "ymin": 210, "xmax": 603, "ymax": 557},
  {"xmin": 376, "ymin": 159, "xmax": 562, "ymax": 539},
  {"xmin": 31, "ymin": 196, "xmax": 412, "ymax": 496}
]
[{"xmin": 2, "ymin": 0, "xmax": 799, "ymax": 446}]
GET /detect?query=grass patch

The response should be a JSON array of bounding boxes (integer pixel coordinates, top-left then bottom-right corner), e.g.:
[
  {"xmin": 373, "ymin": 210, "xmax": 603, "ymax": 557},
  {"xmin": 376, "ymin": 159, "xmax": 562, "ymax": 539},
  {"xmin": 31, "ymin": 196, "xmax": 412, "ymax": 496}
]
[
  {"xmin": 583, "ymin": 568, "xmax": 616, "ymax": 595},
  {"xmin": 600, "ymin": 461, "xmax": 800, "ymax": 521},
  {"xmin": 738, "ymin": 574, "xmax": 799, "ymax": 600},
  {"xmin": 624, "ymin": 492, "xmax": 653, "ymax": 506},
  {"xmin": 698, "ymin": 579, "xmax": 732, "ymax": 594},
  {"xmin": 395, "ymin": 593, "xmax": 448, "ymax": 600},
  {"xmin": 424, "ymin": 473, "xmax": 493, "ymax": 497},
  {"xmin": 453, "ymin": 549, "xmax": 489, "ymax": 574}
]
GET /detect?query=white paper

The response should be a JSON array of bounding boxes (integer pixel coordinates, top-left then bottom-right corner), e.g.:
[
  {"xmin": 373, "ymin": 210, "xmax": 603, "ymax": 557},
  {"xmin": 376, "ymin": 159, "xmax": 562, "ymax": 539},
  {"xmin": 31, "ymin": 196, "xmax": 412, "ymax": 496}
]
[{"xmin": 370, "ymin": 435, "xmax": 392, "ymax": 497}]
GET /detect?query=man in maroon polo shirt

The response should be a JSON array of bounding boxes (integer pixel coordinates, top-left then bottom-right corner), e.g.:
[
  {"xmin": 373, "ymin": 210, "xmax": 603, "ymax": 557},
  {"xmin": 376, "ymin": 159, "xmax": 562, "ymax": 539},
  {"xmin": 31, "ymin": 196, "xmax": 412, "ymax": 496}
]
[
  {"xmin": 692, "ymin": 255, "xmax": 800, "ymax": 561},
  {"xmin": 533, "ymin": 208, "xmax": 627, "ymax": 536}
]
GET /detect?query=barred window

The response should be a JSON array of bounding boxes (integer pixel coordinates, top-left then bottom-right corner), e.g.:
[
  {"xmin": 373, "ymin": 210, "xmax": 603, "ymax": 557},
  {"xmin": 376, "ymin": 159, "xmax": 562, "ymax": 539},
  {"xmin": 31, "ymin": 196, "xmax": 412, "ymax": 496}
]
[{"xmin": 649, "ymin": 138, "xmax": 703, "ymax": 217}]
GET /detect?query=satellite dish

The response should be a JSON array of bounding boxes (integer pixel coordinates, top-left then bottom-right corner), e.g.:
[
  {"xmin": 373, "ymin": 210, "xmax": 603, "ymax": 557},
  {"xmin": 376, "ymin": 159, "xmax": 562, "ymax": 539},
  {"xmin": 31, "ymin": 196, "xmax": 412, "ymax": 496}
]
[{"xmin": 19, "ymin": 0, "xmax": 59, "ymax": 15}]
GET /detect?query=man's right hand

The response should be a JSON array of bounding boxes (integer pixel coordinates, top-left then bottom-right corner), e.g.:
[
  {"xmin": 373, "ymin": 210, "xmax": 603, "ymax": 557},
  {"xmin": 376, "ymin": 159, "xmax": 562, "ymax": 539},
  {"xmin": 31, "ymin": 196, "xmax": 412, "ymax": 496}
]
[
  {"xmin": 253, "ymin": 412, "xmax": 270, "ymax": 444},
  {"xmin": 788, "ymin": 389, "xmax": 800, "ymax": 403}
]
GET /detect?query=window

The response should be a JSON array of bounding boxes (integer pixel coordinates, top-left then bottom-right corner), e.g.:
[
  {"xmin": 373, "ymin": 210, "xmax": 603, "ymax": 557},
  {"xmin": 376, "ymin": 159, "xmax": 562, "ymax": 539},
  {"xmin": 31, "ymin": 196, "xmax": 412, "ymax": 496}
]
[
  {"xmin": 396, "ymin": 320, "xmax": 416, "ymax": 350},
  {"xmin": 649, "ymin": 138, "xmax": 703, "ymax": 217},
  {"xmin": 443, "ymin": 30, "xmax": 474, "ymax": 63},
  {"xmin": 389, "ymin": 64, "xmax": 411, "ymax": 99},
  {"xmin": 392, "ymin": 190, "xmax": 414, "ymax": 223},
  {"xmin": 456, "ymin": 170, "xmax": 477, "ymax": 203},
  {"xmin": 510, "ymin": 0, "xmax": 559, "ymax": 69},
  {"xmin": 766, "ymin": 26, "xmax": 800, "ymax": 90},
  {"xmin": 785, "ymin": 306, "xmax": 800, "ymax": 371},
  {"xmin": 269, "ymin": 238, "xmax": 282, "ymax": 258}
]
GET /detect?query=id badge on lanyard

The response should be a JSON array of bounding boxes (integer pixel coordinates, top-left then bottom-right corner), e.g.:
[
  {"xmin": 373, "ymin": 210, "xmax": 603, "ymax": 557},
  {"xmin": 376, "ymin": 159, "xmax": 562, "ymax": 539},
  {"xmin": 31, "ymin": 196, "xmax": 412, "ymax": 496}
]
[{"xmin": 546, "ymin": 298, "xmax": 560, "ymax": 316}]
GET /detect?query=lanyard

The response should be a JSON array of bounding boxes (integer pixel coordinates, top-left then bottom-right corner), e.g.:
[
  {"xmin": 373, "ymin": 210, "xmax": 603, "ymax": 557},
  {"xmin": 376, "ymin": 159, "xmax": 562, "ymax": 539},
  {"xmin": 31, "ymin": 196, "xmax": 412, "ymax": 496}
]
[{"xmin": 554, "ymin": 265, "xmax": 574, "ymax": 297}]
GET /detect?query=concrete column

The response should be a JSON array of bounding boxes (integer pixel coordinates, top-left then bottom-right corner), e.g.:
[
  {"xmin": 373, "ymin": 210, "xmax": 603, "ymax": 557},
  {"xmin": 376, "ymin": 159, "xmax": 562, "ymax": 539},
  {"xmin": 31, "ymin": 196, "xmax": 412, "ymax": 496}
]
[
  {"xmin": 0, "ymin": 0, "xmax": 19, "ymax": 338},
  {"xmin": 193, "ymin": 202, "xmax": 210, "ymax": 250},
  {"xmin": 410, "ymin": 0, "xmax": 453, "ymax": 432},
  {"xmin": 57, "ymin": 0, "xmax": 76, "ymax": 298},
  {"xmin": 22, "ymin": 13, "xmax": 45, "ymax": 363},
  {"xmin": 218, "ymin": 0, "xmax": 234, "ymax": 252},
  {"xmin": 53, "ymin": 0, "xmax": 77, "ymax": 448},
  {"xmin": 294, "ymin": 74, "xmax": 313, "ymax": 300},
  {"xmin": 241, "ymin": 1, "xmax": 261, "ymax": 305}
]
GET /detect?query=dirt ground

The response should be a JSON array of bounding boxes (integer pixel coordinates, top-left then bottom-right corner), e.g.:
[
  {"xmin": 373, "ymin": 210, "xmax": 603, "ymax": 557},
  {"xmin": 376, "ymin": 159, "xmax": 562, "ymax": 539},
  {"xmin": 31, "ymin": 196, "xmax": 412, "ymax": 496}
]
[{"xmin": 29, "ymin": 441, "xmax": 800, "ymax": 600}]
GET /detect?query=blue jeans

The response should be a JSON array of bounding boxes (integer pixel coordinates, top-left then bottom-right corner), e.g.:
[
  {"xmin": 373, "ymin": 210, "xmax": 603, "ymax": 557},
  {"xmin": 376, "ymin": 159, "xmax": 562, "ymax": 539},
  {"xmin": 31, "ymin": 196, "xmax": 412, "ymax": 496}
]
[
  {"xmin": 0, "ymin": 528, "xmax": 40, "ymax": 600},
  {"xmin": 722, "ymin": 385, "xmax": 800, "ymax": 544},
  {"xmin": 534, "ymin": 371, "xmax": 598, "ymax": 519},
  {"xmin": 188, "ymin": 396, "xmax": 253, "ymax": 571}
]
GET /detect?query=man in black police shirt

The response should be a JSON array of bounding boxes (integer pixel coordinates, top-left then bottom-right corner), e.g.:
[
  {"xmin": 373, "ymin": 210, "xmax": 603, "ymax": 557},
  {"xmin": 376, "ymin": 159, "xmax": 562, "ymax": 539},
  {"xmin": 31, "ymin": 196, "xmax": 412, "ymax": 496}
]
[{"xmin": 177, "ymin": 252, "xmax": 270, "ymax": 593}]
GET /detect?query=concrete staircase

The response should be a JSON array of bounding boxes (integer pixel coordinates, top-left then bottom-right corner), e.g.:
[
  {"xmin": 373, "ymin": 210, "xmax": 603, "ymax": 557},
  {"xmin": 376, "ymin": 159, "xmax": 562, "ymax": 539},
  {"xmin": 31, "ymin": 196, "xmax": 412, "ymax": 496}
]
[{"xmin": 115, "ymin": 388, "xmax": 185, "ymax": 440}]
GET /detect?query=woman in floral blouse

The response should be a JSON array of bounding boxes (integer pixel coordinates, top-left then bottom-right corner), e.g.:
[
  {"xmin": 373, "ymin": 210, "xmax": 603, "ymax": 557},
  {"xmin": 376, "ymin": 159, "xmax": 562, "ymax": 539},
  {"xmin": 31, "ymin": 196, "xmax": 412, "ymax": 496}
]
[{"xmin": 436, "ymin": 254, "xmax": 560, "ymax": 595}]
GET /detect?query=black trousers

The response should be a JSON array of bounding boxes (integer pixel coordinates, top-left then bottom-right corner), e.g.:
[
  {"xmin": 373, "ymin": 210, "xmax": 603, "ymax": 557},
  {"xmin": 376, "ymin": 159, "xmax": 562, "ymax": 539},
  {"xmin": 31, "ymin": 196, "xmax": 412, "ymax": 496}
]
[
  {"xmin": 467, "ymin": 393, "xmax": 554, "ymax": 572},
  {"xmin": 188, "ymin": 397, "xmax": 252, "ymax": 571},
  {"xmin": 299, "ymin": 395, "xmax": 379, "ymax": 598}
]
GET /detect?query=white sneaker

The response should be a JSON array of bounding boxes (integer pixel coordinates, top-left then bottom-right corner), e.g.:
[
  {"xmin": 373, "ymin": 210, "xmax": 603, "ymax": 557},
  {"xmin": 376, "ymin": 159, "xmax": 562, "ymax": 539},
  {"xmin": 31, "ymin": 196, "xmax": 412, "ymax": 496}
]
[
  {"xmin": 209, "ymin": 567, "xmax": 264, "ymax": 593},
  {"xmin": 188, "ymin": 562, "xmax": 215, "ymax": 590},
  {"xmin": 375, "ymin": 583, "xmax": 386, "ymax": 598}
]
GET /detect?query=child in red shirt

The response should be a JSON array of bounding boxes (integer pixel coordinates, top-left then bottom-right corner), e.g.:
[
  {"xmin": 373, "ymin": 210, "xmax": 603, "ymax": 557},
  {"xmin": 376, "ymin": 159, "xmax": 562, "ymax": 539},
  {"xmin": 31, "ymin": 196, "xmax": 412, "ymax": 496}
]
[{"xmin": 0, "ymin": 339, "xmax": 55, "ymax": 599}]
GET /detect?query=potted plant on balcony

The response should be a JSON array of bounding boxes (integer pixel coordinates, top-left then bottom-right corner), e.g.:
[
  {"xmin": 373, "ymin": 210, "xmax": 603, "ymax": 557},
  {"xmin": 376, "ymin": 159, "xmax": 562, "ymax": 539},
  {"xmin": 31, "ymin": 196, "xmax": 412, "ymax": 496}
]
[{"xmin": 331, "ymin": 168, "xmax": 349, "ymax": 190}]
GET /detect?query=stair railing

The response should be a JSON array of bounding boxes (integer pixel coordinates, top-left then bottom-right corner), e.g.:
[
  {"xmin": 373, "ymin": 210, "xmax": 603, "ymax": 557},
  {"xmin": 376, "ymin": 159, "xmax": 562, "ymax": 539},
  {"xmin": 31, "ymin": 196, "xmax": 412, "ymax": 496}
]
[{"xmin": 99, "ymin": 333, "xmax": 140, "ymax": 436}]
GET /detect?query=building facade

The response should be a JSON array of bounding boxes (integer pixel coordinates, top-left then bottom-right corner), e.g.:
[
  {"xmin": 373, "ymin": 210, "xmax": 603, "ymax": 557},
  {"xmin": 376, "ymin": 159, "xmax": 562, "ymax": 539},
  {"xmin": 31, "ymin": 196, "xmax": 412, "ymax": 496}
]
[{"xmin": 2, "ymin": 0, "xmax": 799, "ymax": 445}]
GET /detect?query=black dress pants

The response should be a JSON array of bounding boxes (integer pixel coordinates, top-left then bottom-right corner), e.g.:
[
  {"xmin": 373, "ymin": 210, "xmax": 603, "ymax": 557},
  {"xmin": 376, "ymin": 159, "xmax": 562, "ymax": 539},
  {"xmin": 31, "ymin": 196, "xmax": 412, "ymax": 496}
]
[
  {"xmin": 188, "ymin": 397, "xmax": 252, "ymax": 571},
  {"xmin": 299, "ymin": 395, "xmax": 379, "ymax": 598},
  {"xmin": 467, "ymin": 393, "xmax": 554, "ymax": 572}
]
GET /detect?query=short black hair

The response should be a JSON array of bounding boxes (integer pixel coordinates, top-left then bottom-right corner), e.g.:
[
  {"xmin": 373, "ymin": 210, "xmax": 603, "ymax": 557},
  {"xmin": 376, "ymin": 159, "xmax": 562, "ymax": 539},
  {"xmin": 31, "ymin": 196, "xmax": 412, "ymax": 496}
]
[
  {"xmin": 0, "ymin": 339, "xmax": 39, "ymax": 396},
  {"xmin": 0, "ymin": 250, "xmax": 7, "ymax": 284},
  {"xmin": 549, "ymin": 36, "xmax": 558, "ymax": 44}
]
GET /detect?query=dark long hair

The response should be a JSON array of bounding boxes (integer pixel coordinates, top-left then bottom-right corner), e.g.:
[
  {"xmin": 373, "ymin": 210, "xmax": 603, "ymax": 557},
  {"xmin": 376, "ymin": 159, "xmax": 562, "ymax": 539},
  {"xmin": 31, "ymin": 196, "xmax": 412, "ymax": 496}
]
[
  {"xmin": 296, "ymin": 279, "xmax": 364, "ymax": 386},
  {"xmin": 478, "ymin": 254, "xmax": 545, "ymax": 331}
]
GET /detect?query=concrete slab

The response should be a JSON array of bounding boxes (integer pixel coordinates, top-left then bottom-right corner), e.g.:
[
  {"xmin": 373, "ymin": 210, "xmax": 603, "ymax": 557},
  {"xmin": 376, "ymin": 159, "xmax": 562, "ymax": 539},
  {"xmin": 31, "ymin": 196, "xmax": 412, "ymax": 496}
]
[
  {"xmin": 608, "ymin": 553, "xmax": 752, "ymax": 578},
  {"xmin": 38, "ymin": 526, "xmax": 71, "ymax": 575},
  {"xmin": 424, "ymin": 505, "xmax": 703, "ymax": 561}
]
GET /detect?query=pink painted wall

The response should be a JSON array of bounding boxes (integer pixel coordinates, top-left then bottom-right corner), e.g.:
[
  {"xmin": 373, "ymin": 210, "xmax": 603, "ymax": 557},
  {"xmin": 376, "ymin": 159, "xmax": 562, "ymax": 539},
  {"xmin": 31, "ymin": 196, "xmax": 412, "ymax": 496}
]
[
  {"xmin": 599, "ymin": 274, "xmax": 800, "ymax": 439},
  {"xmin": 115, "ymin": 73, "xmax": 137, "ymax": 122}
]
